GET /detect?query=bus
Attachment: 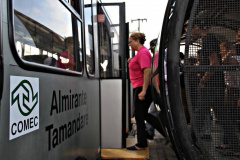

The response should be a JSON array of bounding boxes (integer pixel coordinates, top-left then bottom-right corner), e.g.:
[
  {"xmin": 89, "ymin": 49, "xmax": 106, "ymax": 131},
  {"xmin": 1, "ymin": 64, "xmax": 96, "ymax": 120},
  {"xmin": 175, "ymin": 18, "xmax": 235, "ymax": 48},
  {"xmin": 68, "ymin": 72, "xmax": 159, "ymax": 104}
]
[
  {"xmin": 3, "ymin": 0, "xmax": 240, "ymax": 159},
  {"xmin": 0, "ymin": 0, "xmax": 127, "ymax": 159}
]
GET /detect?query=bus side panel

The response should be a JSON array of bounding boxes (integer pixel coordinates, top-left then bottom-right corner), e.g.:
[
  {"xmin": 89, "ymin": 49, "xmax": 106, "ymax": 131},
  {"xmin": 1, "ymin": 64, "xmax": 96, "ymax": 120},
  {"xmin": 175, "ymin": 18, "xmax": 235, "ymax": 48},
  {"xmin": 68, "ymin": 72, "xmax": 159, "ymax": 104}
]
[{"xmin": 0, "ymin": 2, "xmax": 100, "ymax": 160}]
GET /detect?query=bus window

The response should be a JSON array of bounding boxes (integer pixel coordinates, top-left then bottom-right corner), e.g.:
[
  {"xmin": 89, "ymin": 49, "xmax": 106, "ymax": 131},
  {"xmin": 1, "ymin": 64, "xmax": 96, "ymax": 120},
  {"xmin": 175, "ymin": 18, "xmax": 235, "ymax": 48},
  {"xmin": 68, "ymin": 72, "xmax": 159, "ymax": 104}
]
[
  {"xmin": 74, "ymin": 0, "xmax": 84, "ymax": 18},
  {"xmin": 13, "ymin": 0, "xmax": 83, "ymax": 72},
  {"xmin": 84, "ymin": 0, "xmax": 95, "ymax": 76},
  {"xmin": 98, "ymin": 6, "xmax": 121, "ymax": 78},
  {"xmin": 77, "ymin": 21, "xmax": 84, "ymax": 72}
]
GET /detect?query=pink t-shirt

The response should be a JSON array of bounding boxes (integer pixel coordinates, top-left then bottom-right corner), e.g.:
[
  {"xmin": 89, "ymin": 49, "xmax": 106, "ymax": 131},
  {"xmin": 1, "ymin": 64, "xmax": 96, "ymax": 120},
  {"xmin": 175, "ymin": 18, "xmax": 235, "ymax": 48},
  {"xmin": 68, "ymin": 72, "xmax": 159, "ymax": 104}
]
[
  {"xmin": 129, "ymin": 46, "xmax": 152, "ymax": 88},
  {"xmin": 153, "ymin": 51, "xmax": 160, "ymax": 85}
]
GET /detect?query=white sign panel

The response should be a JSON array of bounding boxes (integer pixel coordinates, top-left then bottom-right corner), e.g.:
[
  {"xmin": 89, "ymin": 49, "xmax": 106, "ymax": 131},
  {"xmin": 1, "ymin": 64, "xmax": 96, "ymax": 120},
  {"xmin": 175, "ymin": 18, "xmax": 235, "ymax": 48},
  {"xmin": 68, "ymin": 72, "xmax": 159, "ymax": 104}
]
[{"xmin": 10, "ymin": 76, "xmax": 39, "ymax": 140}]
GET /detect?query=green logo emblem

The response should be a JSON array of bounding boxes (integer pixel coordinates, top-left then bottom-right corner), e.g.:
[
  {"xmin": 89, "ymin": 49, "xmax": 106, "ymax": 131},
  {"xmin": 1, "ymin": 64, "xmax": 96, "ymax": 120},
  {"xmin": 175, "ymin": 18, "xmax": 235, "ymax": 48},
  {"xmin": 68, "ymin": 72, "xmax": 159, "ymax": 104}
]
[{"xmin": 11, "ymin": 80, "xmax": 38, "ymax": 116}]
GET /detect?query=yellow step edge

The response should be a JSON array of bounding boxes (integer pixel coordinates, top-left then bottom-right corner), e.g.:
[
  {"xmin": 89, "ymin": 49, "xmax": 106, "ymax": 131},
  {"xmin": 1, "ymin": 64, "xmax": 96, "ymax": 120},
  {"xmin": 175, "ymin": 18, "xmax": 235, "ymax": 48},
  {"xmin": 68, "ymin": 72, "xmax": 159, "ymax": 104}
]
[{"xmin": 101, "ymin": 137, "xmax": 149, "ymax": 160}]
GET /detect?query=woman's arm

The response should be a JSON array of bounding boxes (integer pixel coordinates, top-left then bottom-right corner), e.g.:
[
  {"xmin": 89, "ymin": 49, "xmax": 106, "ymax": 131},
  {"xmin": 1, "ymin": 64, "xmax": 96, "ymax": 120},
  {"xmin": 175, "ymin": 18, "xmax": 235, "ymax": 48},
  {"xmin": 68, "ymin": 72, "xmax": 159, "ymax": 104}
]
[
  {"xmin": 138, "ymin": 67, "xmax": 151, "ymax": 100},
  {"xmin": 199, "ymin": 52, "xmax": 219, "ymax": 88},
  {"xmin": 152, "ymin": 74, "xmax": 160, "ymax": 95}
]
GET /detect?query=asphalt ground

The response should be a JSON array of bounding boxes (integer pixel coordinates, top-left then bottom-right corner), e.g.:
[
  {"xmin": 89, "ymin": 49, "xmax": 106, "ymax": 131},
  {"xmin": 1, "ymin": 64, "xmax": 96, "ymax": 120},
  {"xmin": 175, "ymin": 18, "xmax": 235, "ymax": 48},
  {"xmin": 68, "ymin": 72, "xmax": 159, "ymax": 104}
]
[{"xmin": 148, "ymin": 131, "xmax": 178, "ymax": 160}]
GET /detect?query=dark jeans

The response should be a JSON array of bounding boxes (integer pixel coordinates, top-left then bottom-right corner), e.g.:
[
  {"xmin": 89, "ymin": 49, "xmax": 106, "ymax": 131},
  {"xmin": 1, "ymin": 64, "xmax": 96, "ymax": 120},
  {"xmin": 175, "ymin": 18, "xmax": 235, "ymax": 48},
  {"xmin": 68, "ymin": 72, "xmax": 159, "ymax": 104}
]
[
  {"xmin": 194, "ymin": 86, "xmax": 239, "ymax": 148},
  {"xmin": 133, "ymin": 86, "xmax": 164, "ymax": 148},
  {"xmin": 145, "ymin": 102, "xmax": 158, "ymax": 136}
]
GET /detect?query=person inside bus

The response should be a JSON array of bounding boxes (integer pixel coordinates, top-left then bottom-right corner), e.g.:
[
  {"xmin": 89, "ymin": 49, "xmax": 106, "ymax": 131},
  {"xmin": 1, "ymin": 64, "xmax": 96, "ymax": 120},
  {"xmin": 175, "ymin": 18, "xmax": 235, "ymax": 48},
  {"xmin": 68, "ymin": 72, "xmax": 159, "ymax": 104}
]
[
  {"xmin": 43, "ymin": 56, "xmax": 66, "ymax": 69},
  {"xmin": 43, "ymin": 57, "xmax": 57, "ymax": 67},
  {"xmin": 60, "ymin": 36, "xmax": 75, "ymax": 70},
  {"xmin": 127, "ymin": 32, "xmax": 165, "ymax": 150}
]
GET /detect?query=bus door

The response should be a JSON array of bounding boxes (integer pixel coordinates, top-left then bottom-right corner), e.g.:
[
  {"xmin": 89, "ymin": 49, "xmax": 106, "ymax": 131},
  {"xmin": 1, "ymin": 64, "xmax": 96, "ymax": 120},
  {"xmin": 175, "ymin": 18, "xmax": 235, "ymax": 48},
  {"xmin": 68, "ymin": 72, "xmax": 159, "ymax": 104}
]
[{"xmin": 98, "ymin": 3, "xmax": 127, "ymax": 149}]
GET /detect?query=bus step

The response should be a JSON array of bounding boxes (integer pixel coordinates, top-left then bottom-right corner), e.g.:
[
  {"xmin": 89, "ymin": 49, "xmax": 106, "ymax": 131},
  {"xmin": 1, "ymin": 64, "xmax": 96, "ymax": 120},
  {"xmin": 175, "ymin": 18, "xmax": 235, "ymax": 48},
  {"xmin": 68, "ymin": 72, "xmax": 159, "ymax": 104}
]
[{"xmin": 101, "ymin": 137, "xmax": 149, "ymax": 160}]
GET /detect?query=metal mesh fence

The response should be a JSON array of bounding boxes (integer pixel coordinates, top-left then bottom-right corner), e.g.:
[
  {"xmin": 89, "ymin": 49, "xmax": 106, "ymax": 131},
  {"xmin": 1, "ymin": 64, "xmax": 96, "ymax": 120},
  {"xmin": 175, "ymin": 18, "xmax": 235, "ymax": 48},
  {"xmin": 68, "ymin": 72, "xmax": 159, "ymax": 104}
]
[{"xmin": 184, "ymin": 0, "xmax": 240, "ymax": 159}]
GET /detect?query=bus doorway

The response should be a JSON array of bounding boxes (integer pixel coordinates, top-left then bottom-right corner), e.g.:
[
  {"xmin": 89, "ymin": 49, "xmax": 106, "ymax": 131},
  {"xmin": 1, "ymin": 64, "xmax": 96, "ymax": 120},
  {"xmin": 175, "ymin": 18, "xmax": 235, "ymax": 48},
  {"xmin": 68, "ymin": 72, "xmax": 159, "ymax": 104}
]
[{"xmin": 98, "ymin": 2, "xmax": 128, "ymax": 149}]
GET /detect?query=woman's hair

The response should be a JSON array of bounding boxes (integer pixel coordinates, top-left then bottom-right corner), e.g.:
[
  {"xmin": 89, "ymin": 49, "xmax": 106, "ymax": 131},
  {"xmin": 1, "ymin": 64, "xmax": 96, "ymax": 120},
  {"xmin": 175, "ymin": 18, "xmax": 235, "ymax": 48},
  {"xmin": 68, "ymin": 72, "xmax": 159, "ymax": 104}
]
[
  {"xmin": 65, "ymin": 36, "xmax": 73, "ymax": 48},
  {"xmin": 130, "ymin": 32, "xmax": 146, "ymax": 45},
  {"xmin": 220, "ymin": 42, "xmax": 231, "ymax": 51}
]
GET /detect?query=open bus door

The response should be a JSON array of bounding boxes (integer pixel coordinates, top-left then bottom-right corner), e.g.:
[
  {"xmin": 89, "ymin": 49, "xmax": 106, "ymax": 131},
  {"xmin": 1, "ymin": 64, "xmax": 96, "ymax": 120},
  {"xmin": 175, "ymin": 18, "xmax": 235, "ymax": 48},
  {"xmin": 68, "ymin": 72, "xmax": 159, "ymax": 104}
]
[{"xmin": 98, "ymin": 2, "xmax": 128, "ymax": 149}]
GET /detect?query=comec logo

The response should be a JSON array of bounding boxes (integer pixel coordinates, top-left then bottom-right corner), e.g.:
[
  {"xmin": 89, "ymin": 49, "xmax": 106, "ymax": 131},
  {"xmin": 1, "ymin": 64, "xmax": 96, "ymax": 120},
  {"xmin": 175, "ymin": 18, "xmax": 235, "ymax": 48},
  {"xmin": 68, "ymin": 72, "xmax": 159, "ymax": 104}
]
[
  {"xmin": 11, "ymin": 80, "xmax": 38, "ymax": 116},
  {"xmin": 10, "ymin": 76, "xmax": 39, "ymax": 140}
]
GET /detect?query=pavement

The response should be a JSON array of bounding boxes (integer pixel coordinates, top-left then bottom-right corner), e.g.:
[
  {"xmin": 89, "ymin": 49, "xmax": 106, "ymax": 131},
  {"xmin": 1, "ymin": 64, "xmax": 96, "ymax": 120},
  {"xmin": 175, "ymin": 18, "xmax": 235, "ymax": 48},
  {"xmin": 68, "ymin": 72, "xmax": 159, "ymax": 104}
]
[{"xmin": 148, "ymin": 131, "xmax": 178, "ymax": 160}]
